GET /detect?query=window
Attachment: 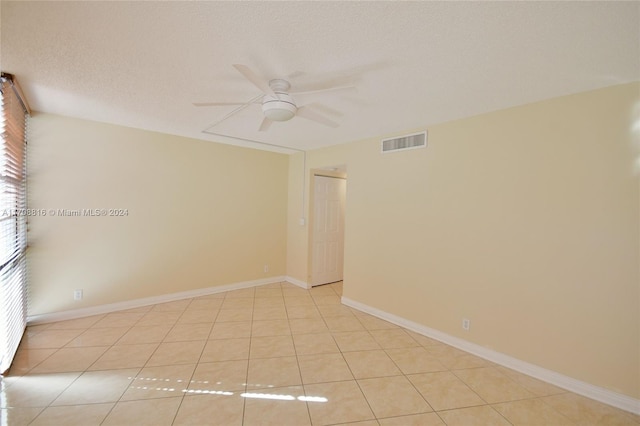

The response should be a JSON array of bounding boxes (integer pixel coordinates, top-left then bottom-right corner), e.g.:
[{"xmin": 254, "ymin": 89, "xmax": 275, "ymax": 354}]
[{"xmin": 0, "ymin": 73, "xmax": 29, "ymax": 374}]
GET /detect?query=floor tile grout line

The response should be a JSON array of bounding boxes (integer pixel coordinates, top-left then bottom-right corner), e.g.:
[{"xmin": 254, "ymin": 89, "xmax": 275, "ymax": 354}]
[
  {"xmin": 253, "ymin": 281, "xmax": 310, "ymax": 423},
  {"xmin": 534, "ymin": 394, "xmax": 591, "ymax": 425},
  {"xmin": 240, "ymin": 284, "xmax": 257, "ymax": 426},
  {"xmin": 252, "ymin": 285, "xmax": 312, "ymax": 424},
  {"xmin": 105, "ymin": 300, "xmax": 194, "ymax": 419},
  {"xmin": 491, "ymin": 364, "xmax": 571, "ymax": 401},
  {"xmin": 442, "ymin": 370, "xmax": 572, "ymax": 423},
  {"xmin": 13, "ymin": 344, "xmax": 65, "ymax": 378},
  {"xmin": 24, "ymin": 314, "xmax": 139, "ymax": 425},
  {"xmin": 21, "ymin": 374, "xmax": 80, "ymax": 426},
  {"xmin": 487, "ymin": 405, "xmax": 517, "ymax": 426},
  {"xmin": 107, "ymin": 302, "xmax": 185, "ymax": 424},
  {"xmin": 300, "ymin": 282, "xmax": 350, "ymax": 424},
  {"xmin": 430, "ymin": 354, "xmax": 496, "ymax": 417},
  {"xmin": 22, "ymin": 406, "xmax": 56, "ymax": 426},
  {"xmin": 168, "ymin": 293, "xmax": 226, "ymax": 425},
  {"xmin": 96, "ymin": 368, "xmax": 142, "ymax": 426},
  {"xmin": 282, "ymin": 283, "xmax": 313, "ymax": 426},
  {"xmin": 310, "ymin": 282, "xmax": 379, "ymax": 424},
  {"xmin": 27, "ymin": 339, "xmax": 115, "ymax": 422},
  {"xmin": 110, "ymin": 305, "xmax": 182, "ymax": 376},
  {"xmin": 448, "ymin": 367, "xmax": 504, "ymax": 408},
  {"xmin": 374, "ymin": 337, "xmax": 438, "ymax": 416},
  {"xmin": 433, "ymin": 410, "xmax": 448, "ymax": 426}
]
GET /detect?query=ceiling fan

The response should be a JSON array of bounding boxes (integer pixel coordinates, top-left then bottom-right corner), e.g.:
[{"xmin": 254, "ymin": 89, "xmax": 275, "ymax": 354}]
[{"xmin": 194, "ymin": 64, "xmax": 355, "ymax": 132}]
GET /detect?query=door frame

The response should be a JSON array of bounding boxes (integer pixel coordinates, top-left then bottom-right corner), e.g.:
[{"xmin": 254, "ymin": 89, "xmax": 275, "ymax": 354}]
[{"xmin": 307, "ymin": 167, "xmax": 347, "ymax": 286}]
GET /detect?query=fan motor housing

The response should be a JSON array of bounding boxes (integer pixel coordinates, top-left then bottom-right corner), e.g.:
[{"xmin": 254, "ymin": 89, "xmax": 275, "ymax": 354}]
[{"xmin": 262, "ymin": 92, "xmax": 297, "ymax": 122}]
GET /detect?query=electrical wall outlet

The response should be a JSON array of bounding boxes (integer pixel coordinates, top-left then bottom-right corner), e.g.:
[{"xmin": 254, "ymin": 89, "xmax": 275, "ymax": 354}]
[
  {"xmin": 462, "ymin": 318, "xmax": 470, "ymax": 331},
  {"xmin": 74, "ymin": 289, "xmax": 83, "ymax": 301},
  {"xmin": 264, "ymin": 264, "xmax": 269, "ymax": 273}
]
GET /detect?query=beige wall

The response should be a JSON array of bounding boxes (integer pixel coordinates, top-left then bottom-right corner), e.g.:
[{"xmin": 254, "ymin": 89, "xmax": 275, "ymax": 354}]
[
  {"xmin": 286, "ymin": 82, "xmax": 640, "ymax": 399},
  {"xmin": 28, "ymin": 113, "xmax": 288, "ymax": 315}
]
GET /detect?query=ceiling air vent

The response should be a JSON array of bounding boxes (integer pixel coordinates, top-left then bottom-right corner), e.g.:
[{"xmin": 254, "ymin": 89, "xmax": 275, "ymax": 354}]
[{"xmin": 381, "ymin": 131, "xmax": 427, "ymax": 153}]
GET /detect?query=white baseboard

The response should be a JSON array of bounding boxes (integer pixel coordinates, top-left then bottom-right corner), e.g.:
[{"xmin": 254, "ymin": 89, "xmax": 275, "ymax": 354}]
[
  {"xmin": 284, "ymin": 276, "xmax": 310, "ymax": 289},
  {"xmin": 27, "ymin": 276, "xmax": 286, "ymax": 325},
  {"xmin": 342, "ymin": 296, "xmax": 640, "ymax": 415}
]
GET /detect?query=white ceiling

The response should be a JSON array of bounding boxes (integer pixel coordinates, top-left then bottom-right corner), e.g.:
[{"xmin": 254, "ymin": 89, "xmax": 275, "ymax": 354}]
[{"xmin": 2, "ymin": 1, "xmax": 638, "ymax": 153}]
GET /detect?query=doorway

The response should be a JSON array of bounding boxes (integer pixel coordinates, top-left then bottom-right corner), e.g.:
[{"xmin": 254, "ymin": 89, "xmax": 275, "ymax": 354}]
[{"xmin": 309, "ymin": 171, "xmax": 347, "ymax": 287}]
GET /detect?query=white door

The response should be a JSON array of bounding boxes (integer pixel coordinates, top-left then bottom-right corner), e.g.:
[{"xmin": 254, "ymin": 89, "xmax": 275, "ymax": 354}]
[{"xmin": 311, "ymin": 175, "xmax": 346, "ymax": 286}]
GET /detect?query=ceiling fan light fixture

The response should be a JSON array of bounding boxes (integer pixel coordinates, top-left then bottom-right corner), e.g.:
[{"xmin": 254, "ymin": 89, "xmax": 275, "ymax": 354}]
[
  {"xmin": 263, "ymin": 104, "xmax": 296, "ymax": 121},
  {"xmin": 262, "ymin": 94, "xmax": 297, "ymax": 122}
]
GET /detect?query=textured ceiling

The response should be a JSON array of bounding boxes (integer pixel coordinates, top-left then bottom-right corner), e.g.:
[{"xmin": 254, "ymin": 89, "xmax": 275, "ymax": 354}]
[{"xmin": 1, "ymin": 1, "xmax": 638, "ymax": 153}]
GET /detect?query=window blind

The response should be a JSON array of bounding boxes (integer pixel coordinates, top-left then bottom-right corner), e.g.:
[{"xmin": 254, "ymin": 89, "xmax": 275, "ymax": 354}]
[{"xmin": 0, "ymin": 73, "xmax": 29, "ymax": 374}]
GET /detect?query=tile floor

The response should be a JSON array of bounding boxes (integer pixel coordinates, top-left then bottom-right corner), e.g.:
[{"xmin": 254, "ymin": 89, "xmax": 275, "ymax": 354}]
[{"xmin": 1, "ymin": 281, "xmax": 638, "ymax": 425}]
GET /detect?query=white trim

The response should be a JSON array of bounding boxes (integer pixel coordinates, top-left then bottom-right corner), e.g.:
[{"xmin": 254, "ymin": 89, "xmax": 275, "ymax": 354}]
[
  {"xmin": 284, "ymin": 276, "xmax": 310, "ymax": 289},
  {"xmin": 342, "ymin": 296, "xmax": 640, "ymax": 415},
  {"xmin": 27, "ymin": 276, "xmax": 286, "ymax": 325}
]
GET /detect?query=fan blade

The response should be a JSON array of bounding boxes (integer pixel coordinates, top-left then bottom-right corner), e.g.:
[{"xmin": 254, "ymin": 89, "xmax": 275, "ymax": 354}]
[
  {"xmin": 233, "ymin": 64, "xmax": 275, "ymax": 95},
  {"xmin": 292, "ymin": 86, "xmax": 357, "ymax": 105},
  {"xmin": 258, "ymin": 117, "xmax": 273, "ymax": 132},
  {"xmin": 300, "ymin": 102, "xmax": 343, "ymax": 118},
  {"xmin": 296, "ymin": 106, "xmax": 339, "ymax": 128},
  {"xmin": 290, "ymin": 85, "xmax": 356, "ymax": 96},
  {"xmin": 193, "ymin": 101, "xmax": 255, "ymax": 107}
]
